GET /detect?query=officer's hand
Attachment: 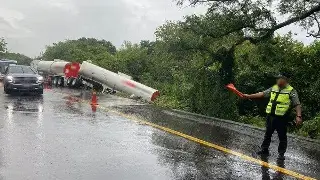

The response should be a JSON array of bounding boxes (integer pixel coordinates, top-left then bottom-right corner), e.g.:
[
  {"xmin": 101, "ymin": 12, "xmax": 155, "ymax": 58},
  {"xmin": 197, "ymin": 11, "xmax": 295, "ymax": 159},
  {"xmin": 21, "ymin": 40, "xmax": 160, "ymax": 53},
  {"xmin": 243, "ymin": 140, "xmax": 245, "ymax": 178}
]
[{"xmin": 296, "ymin": 116, "xmax": 303, "ymax": 126}]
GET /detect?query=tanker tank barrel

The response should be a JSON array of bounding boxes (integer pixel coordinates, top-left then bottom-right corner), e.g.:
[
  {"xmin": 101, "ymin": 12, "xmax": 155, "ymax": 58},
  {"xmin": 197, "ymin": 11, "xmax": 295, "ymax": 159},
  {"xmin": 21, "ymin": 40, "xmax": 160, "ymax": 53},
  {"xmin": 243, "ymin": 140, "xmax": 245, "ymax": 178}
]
[{"xmin": 79, "ymin": 61, "xmax": 160, "ymax": 102}]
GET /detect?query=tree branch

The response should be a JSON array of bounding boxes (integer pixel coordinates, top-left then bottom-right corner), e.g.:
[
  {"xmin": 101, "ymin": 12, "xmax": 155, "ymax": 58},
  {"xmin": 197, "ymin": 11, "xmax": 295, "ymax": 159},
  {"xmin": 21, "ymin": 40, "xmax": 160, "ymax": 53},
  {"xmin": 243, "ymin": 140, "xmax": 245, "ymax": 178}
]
[
  {"xmin": 242, "ymin": 4, "xmax": 320, "ymax": 43},
  {"xmin": 191, "ymin": 0, "xmax": 234, "ymax": 3},
  {"xmin": 178, "ymin": 0, "xmax": 235, "ymax": 6},
  {"xmin": 271, "ymin": 4, "xmax": 320, "ymax": 32},
  {"xmin": 307, "ymin": 14, "xmax": 320, "ymax": 38}
]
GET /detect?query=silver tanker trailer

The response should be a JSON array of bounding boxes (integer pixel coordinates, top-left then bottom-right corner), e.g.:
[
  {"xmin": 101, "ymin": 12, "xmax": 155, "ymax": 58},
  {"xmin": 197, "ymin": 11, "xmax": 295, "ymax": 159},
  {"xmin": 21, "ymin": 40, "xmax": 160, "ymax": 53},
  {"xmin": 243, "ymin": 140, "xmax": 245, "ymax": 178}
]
[{"xmin": 31, "ymin": 59, "xmax": 69, "ymax": 87}]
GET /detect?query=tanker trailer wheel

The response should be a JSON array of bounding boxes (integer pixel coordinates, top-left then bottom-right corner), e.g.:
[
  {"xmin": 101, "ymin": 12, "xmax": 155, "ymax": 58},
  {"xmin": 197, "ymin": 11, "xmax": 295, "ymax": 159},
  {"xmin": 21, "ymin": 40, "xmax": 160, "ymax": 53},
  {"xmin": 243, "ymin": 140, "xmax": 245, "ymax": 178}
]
[
  {"xmin": 52, "ymin": 77, "xmax": 58, "ymax": 87},
  {"xmin": 57, "ymin": 77, "xmax": 64, "ymax": 87},
  {"xmin": 71, "ymin": 78, "xmax": 79, "ymax": 88},
  {"xmin": 67, "ymin": 78, "xmax": 73, "ymax": 87},
  {"xmin": 93, "ymin": 83, "xmax": 103, "ymax": 92}
]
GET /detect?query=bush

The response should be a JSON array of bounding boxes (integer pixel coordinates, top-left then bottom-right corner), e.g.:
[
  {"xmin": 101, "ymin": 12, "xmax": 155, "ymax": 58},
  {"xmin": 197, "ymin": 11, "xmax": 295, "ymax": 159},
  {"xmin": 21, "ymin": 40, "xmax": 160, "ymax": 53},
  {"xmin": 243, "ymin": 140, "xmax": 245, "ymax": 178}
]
[
  {"xmin": 238, "ymin": 116, "xmax": 266, "ymax": 128},
  {"xmin": 154, "ymin": 95, "xmax": 187, "ymax": 110},
  {"xmin": 299, "ymin": 115, "xmax": 320, "ymax": 139}
]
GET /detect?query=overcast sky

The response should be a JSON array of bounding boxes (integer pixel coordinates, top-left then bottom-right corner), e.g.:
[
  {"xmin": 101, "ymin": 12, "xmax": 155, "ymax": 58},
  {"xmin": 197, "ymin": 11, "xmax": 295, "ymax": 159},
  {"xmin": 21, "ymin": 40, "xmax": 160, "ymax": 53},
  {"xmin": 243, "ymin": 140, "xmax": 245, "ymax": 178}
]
[{"xmin": 0, "ymin": 0, "xmax": 316, "ymax": 57}]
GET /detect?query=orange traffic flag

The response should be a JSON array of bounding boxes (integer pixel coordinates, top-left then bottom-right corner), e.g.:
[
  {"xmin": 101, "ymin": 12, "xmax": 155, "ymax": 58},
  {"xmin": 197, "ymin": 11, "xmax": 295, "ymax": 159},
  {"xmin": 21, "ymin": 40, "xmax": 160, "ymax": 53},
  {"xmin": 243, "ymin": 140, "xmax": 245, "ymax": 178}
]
[{"xmin": 225, "ymin": 83, "xmax": 244, "ymax": 98}]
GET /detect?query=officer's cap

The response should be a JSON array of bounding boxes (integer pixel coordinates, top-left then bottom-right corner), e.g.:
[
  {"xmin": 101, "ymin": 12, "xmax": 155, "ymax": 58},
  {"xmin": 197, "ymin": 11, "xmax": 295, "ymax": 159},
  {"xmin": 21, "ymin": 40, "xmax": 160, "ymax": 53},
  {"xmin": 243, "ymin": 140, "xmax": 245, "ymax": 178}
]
[{"xmin": 275, "ymin": 72, "xmax": 291, "ymax": 80}]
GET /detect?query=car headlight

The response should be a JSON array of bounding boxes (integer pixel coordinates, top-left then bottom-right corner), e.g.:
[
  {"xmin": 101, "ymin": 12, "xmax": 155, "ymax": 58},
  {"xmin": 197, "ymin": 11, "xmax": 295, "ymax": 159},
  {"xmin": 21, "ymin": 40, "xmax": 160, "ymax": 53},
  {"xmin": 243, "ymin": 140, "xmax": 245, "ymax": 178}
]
[
  {"xmin": 6, "ymin": 76, "xmax": 14, "ymax": 83},
  {"xmin": 37, "ymin": 76, "xmax": 44, "ymax": 83}
]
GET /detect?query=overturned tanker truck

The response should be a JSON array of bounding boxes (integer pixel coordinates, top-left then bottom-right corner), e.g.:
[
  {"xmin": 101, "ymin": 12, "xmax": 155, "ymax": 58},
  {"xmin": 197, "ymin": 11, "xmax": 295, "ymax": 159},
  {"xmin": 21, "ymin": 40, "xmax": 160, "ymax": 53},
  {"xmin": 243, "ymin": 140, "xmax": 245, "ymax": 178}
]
[{"xmin": 31, "ymin": 59, "xmax": 160, "ymax": 102}]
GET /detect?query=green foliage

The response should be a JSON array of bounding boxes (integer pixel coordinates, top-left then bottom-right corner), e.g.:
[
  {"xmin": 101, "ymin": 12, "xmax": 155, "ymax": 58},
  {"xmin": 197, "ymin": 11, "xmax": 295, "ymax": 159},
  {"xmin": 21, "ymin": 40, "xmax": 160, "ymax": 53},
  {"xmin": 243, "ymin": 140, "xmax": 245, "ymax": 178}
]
[
  {"xmin": 189, "ymin": 68, "xmax": 239, "ymax": 119},
  {"xmin": 42, "ymin": 37, "xmax": 118, "ymax": 71},
  {"xmin": 175, "ymin": 0, "xmax": 320, "ymax": 39},
  {"xmin": 0, "ymin": 52, "xmax": 32, "ymax": 65},
  {"xmin": 116, "ymin": 42, "xmax": 149, "ymax": 81},
  {"xmin": 239, "ymin": 116, "xmax": 266, "ymax": 128},
  {"xmin": 0, "ymin": 37, "xmax": 7, "ymax": 54},
  {"xmin": 0, "ymin": 38, "xmax": 32, "ymax": 65},
  {"xmin": 299, "ymin": 115, "xmax": 320, "ymax": 139},
  {"xmin": 154, "ymin": 95, "xmax": 186, "ymax": 110}
]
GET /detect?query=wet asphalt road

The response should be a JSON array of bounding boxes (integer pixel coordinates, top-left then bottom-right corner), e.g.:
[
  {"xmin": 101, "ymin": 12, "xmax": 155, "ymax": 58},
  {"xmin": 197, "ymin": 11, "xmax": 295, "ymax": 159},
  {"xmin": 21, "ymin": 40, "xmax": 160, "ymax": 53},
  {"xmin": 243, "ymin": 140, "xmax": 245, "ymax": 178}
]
[{"xmin": 0, "ymin": 88, "xmax": 319, "ymax": 180}]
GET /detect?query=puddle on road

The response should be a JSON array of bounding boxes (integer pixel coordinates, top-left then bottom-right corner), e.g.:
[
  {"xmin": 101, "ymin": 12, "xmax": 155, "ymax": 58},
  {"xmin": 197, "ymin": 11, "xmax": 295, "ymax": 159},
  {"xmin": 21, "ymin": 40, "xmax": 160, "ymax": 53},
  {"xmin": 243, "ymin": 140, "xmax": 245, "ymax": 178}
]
[
  {"xmin": 4, "ymin": 95, "xmax": 44, "ymax": 113},
  {"xmin": 5, "ymin": 103, "xmax": 43, "ymax": 113}
]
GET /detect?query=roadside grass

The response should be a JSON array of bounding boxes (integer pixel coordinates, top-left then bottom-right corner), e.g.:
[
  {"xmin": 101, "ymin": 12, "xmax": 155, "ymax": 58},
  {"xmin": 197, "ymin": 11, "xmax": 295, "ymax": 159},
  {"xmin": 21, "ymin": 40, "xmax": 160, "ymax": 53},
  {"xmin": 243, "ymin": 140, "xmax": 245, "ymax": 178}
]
[
  {"xmin": 297, "ymin": 115, "xmax": 320, "ymax": 139},
  {"xmin": 238, "ymin": 116, "xmax": 266, "ymax": 128}
]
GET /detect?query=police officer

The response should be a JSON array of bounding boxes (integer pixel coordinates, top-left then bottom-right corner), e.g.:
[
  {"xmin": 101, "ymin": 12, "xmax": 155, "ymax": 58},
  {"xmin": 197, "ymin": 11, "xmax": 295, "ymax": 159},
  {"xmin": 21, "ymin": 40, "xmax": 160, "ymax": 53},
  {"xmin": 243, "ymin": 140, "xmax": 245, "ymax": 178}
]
[{"xmin": 243, "ymin": 72, "xmax": 302, "ymax": 160}]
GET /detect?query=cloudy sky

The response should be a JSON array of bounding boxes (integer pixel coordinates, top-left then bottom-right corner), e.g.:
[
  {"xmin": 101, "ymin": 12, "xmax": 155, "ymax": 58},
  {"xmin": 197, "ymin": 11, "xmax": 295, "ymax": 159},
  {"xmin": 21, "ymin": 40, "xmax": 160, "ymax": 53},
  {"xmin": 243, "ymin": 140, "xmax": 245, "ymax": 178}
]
[{"xmin": 0, "ymin": 0, "xmax": 316, "ymax": 57}]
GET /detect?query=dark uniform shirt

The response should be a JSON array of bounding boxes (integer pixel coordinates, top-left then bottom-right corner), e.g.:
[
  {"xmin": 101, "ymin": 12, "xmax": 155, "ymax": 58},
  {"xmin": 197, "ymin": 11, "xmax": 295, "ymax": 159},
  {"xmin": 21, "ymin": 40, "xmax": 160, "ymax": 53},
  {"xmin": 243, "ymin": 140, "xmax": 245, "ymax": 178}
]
[{"xmin": 263, "ymin": 85, "xmax": 301, "ymax": 107}]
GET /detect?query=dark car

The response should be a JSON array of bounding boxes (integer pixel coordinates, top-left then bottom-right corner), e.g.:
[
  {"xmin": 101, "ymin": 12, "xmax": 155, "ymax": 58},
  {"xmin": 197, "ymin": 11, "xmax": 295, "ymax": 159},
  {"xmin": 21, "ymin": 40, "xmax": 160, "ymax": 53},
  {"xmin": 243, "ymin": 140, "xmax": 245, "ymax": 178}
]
[
  {"xmin": 0, "ymin": 59, "xmax": 17, "ymax": 80},
  {"xmin": 3, "ymin": 65, "xmax": 44, "ymax": 95}
]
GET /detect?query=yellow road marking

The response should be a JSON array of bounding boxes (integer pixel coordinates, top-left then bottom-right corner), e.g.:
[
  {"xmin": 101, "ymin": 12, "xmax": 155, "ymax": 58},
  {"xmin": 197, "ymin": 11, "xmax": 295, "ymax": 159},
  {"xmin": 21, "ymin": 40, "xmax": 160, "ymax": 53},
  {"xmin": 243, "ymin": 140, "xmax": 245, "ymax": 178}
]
[{"xmin": 59, "ymin": 91, "xmax": 317, "ymax": 180}]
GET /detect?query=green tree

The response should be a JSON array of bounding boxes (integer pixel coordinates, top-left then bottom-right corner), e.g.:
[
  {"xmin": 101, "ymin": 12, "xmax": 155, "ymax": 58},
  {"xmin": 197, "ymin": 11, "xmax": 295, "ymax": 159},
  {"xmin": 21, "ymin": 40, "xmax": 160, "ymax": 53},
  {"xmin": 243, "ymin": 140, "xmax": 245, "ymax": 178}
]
[
  {"xmin": 43, "ymin": 37, "xmax": 116, "ymax": 61},
  {"xmin": 0, "ymin": 38, "xmax": 7, "ymax": 54},
  {"xmin": 116, "ymin": 42, "xmax": 149, "ymax": 81},
  {"xmin": 176, "ymin": 0, "xmax": 320, "ymax": 40},
  {"xmin": 172, "ymin": 0, "xmax": 320, "ymax": 86},
  {"xmin": 42, "ymin": 37, "xmax": 118, "ymax": 71},
  {"xmin": 153, "ymin": 18, "xmax": 241, "ymax": 118},
  {"xmin": 1, "ymin": 52, "xmax": 32, "ymax": 65},
  {"xmin": 0, "ymin": 38, "xmax": 32, "ymax": 65}
]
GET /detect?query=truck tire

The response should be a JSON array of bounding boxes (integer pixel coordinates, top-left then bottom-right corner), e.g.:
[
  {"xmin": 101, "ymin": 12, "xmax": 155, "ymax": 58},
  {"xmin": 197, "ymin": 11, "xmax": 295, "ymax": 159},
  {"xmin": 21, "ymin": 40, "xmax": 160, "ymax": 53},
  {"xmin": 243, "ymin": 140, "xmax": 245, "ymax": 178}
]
[
  {"xmin": 71, "ymin": 78, "xmax": 79, "ymax": 88},
  {"xmin": 38, "ymin": 89, "xmax": 43, "ymax": 95},
  {"xmin": 57, "ymin": 77, "xmax": 64, "ymax": 87},
  {"xmin": 52, "ymin": 77, "xmax": 58, "ymax": 87},
  {"xmin": 67, "ymin": 78, "xmax": 73, "ymax": 87},
  {"xmin": 93, "ymin": 83, "xmax": 103, "ymax": 92},
  {"xmin": 4, "ymin": 86, "xmax": 11, "ymax": 94}
]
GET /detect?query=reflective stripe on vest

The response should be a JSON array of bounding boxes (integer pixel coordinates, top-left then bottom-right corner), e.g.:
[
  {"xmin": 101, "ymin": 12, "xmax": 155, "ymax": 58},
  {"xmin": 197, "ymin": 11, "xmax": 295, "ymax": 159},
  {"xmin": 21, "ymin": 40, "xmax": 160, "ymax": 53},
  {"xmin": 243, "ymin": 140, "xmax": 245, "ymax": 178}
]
[{"xmin": 265, "ymin": 85, "xmax": 293, "ymax": 116}]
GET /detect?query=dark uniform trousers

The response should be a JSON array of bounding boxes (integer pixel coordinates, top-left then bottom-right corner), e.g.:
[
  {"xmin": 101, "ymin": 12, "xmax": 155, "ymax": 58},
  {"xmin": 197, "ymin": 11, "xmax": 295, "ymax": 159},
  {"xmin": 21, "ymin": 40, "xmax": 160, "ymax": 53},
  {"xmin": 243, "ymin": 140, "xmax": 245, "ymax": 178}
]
[{"xmin": 261, "ymin": 115, "xmax": 288, "ymax": 154}]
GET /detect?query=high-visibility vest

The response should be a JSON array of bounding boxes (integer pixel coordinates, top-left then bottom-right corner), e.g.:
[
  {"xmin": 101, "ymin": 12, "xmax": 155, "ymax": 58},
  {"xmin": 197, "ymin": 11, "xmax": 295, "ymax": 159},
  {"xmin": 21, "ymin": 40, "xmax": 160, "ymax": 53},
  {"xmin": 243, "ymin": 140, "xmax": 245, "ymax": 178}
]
[{"xmin": 266, "ymin": 84, "xmax": 293, "ymax": 116}]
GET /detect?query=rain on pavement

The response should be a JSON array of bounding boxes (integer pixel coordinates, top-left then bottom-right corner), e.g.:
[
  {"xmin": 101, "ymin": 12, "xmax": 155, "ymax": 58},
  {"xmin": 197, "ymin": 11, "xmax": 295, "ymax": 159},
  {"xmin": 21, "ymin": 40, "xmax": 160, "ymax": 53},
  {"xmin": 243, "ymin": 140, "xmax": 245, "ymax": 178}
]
[{"xmin": 0, "ymin": 87, "xmax": 319, "ymax": 180}]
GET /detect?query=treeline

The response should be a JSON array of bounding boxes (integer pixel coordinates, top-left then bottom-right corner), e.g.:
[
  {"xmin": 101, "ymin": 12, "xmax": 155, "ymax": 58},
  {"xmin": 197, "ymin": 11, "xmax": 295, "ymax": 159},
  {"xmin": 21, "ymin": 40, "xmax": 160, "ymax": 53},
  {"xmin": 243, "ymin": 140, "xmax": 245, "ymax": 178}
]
[{"xmin": 0, "ymin": 37, "xmax": 33, "ymax": 65}]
